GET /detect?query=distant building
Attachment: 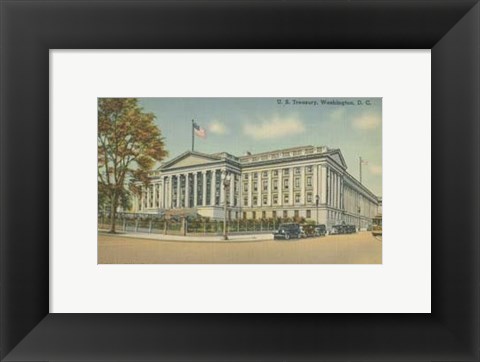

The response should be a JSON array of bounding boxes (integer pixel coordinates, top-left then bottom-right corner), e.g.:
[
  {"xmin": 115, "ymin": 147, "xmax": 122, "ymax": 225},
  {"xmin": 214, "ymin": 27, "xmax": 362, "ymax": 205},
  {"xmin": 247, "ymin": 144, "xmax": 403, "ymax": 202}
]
[{"xmin": 132, "ymin": 145, "xmax": 379, "ymax": 229}]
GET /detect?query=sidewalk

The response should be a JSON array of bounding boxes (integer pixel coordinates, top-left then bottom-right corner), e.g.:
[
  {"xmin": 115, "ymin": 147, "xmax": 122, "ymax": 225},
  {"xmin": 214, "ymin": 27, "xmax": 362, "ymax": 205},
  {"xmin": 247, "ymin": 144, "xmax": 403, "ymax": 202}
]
[{"xmin": 98, "ymin": 230, "xmax": 273, "ymax": 242}]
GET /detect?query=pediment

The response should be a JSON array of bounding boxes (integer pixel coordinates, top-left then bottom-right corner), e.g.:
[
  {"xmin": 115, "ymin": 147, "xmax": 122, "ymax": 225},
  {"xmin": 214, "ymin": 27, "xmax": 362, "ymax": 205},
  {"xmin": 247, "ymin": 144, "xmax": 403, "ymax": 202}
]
[
  {"xmin": 160, "ymin": 151, "xmax": 220, "ymax": 170},
  {"xmin": 328, "ymin": 151, "xmax": 348, "ymax": 169}
]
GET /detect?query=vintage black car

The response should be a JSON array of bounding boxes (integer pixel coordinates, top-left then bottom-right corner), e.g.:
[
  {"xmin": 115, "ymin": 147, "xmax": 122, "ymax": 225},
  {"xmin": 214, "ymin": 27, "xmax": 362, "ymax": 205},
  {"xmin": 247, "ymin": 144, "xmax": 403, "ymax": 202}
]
[
  {"xmin": 273, "ymin": 223, "xmax": 302, "ymax": 240},
  {"xmin": 330, "ymin": 224, "xmax": 357, "ymax": 235},
  {"xmin": 314, "ymin": 224, "xmax": 327, "ymax": 236},
  {"xmin": 301, "ymin": 224, "xmax": 316, "ymax": 238}
]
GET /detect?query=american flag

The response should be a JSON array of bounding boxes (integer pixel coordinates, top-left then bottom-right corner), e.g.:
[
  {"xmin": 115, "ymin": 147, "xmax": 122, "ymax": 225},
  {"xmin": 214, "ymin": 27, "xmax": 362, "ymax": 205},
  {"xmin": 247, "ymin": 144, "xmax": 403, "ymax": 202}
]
[{"xmin": 193, "ymin": 122, "xmax": 207, "ymax": 138}]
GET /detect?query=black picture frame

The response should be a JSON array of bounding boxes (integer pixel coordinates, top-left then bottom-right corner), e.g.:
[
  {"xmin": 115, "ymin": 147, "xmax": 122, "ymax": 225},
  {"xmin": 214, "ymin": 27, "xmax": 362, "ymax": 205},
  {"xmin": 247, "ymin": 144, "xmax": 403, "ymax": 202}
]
[{"xmin": 1, "ymin": 1, "xmax": 479, "ymax": 361}]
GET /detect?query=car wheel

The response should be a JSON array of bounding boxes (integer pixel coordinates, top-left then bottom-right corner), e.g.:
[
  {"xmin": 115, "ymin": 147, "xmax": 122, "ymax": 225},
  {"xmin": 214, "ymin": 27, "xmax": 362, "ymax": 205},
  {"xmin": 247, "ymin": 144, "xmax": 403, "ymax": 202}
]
[{"xmin": 285, "ymin": 233, "xmax": 290, "ymax": 240}]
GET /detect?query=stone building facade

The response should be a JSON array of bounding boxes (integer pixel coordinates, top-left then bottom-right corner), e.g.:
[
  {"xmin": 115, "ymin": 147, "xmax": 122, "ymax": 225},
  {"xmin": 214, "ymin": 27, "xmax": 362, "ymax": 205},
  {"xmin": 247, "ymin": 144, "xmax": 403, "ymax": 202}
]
[{"xmin": 132, "ymin": 145, "xmax": 379, "ymax": 229}]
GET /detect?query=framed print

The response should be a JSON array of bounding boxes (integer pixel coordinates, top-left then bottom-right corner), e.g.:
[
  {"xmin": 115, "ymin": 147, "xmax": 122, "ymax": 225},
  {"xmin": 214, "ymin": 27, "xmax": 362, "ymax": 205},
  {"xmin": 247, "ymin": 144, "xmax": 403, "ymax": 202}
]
[{"xmin": 1, "ymin": 1, "xmax": 479, "ymax": 361}]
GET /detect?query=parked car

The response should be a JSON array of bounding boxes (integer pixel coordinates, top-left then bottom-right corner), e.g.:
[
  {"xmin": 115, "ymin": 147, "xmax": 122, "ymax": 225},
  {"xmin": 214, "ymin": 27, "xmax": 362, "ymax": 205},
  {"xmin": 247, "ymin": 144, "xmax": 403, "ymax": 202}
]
[
  {"xmin": 330, "ymin": 224, "xmax": 356, "ymax": 235},
  {"xmin": 273, "ymin": 223, "xmax": 302, "ymax": 240},
  {"xmin": 330, "ymin": 224, "xmax": 345, "ymax": 235},
  {"xmin": 302, "ymin": 224, "xmax": 316, "ymax": 237},
  {"xmin": 314, "ymin": 224, "xmax": 327, "ymax": 236},
  {"xmin": 346, "ymin": 225, "xmax": 357, "ymax": 234}
]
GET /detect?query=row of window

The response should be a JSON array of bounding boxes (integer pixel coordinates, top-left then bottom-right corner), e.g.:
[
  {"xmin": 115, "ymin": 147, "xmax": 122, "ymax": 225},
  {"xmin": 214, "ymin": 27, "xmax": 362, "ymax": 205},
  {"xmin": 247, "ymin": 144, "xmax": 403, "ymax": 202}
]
[
  {"xmin": 242, "ymin": 192, "xmax": 316, "ymax": 207},
  {"xmin": 243, "ymin": 166, "xmax": 314, "ymax": 180},
  {"xmin": 243, "ymin": 176, "xmax": 313, "ymax": 192},
  {"xmin": 243, "ymin": 209, "xmax": 312, "ymax": 220}
]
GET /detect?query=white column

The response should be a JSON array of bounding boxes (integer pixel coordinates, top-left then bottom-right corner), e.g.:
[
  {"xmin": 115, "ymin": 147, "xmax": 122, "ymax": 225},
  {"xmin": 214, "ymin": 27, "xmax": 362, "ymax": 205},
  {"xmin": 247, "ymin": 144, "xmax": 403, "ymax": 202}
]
[
  {"xmin": 339, "ymin": 176, "xmax": 343, "ymax": 210},
  {"xmin": 158, "ymin": 178, "xmax": 164, "ymax": 209},
  {"xmin": 257, "ymin": 173, "xmax": 261, "ymax": 207},
  {"xmin": 164, "ymin": 177, "xmax": 168, "ymax": 209},
  {"xmin": 278, "ymin": 170, "xmax": 283, "ymax": 206},
  {"xmin": 321, "ymin": 165, "xmax": 327, "ymax": 204},
  {"xmin": 248, "ymin": 173, "xmax": 252, "ymax": 207},
  {"xmin": 332, "ymin": 172, "xmax": 337, "ymax": 208},
  {"xmin": 300, "ymin": 166, "xmax": 305, "ymax": 205},
  {"xmin": 267, "ymin": 170, "xmax": 272, "ymax": 206},
  {"xmin": 220, "ymin": 170, "xmax": 226, "ymax": 206},
  {"xmin": 328, "ymin": 171, "xmax": 332, "ymax": 208},
  {"xmin": 313, "ymin": 164, "xmax": 318, "ymax": 203},
  {"xmin": 154, "ymin": 182, "xmax": 158, "ymax": 208},
  {"xmin": 202, "ymin": 171, "xmax": 207, "ymax": 206},
  {"xmin": 176, "ymin": 175, "xmax": 180, "ymax": 208},
  {"xmin": 184, "ymin": 173, "xmax": 189, "ymax": 208},
  {"xmin": 146, "ymin": 185, "xmax": 150, "ymax": 209},
  {"xmin": 193, "ymin": 172, "xmax": 198, "ymax": 207},
  {"xmin": 289, "ymin": 168, "xmax": 294, "ymax": 205},
  {"xmin": 229, "ymin": 174, "xmax": 235, "ymax": 206},
  {"xmin": 210, "ymin": 170, "xmax": 216, "ymax": 206},
  {"xmin": 168, "ymin": 176, "xmax": 172, "ymax": 208},
  {"xmin": 336, "ymin": 172, "xmax": 340, "ymax": 209}
]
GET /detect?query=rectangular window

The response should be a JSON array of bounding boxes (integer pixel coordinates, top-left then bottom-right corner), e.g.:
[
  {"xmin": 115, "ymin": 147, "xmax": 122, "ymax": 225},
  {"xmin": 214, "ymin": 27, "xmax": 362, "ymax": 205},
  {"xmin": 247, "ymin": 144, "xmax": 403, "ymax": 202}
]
[
  {"xmin": 284, "ymin": 194, "xmax": 289, "ymax": 204},
  {"xmin": 307, "ymin": 176, "xmax": 312, "ymax": 186},
  {"xmin": 272, "ymin": 210, "xmax": 277, "ymax": 218},
  {"xmin": 244, "ymin": 197, "xmax": 248, "ymax": 206},
  {"xmin": 295, "ymin": 167, "xmax": 301, "ymax": 174},
  {"xmin": 244, "ymin": 174, "xmax": 248, "ymax": 180},
  {"xmin": 295, "ymin": 194, "xmax": 300, "ymax": 203},
  {"xmin": 283, "ymin": 178, "xmax": 289, "ymax": 189},
  {"xmin": 273, "ymin": 170, "xmax": 278, "ymax": 176},
  {"xmin": 263, "ymin": 180, "xmax": 268, "ymax": 191},
  {"xmin": 273, "ymin": 179, "xmax": 278, "ymax": 190},
  {"xmin": 243, "ymin": 183, "xmax": 248, "ymax": 192},
  {"xmin": 307, "ymin": 193, "xmax": 313, "ymax": 203},
  {"xmin": 253, "ymin": 196, "xmax": 258, "ymax": 205},
  {"xmin": 273, "ymin": 194, "xmax": 278, "ymax": 204},
  {"xmin": 263, "ymin": 195, "xmax": 267, "ymax": 205},
  {"xmin": 253, "ymin": 173, "xmax": 258, "ymax": 179},
  {"xmin": 253, "ymin": 181, "xmax": 258, "ymax": 191},
  {"xmin": 306, "ymin": 165, "xmax": 313, "ymax": 173},
  {"xmin": 252, "ymin": 211, "xmax": 256, "ymax": 219},
  {"xmin": 294, "ymin": 210, "xmax": 299, "ymax": 218},
  {"xmin": 243, "ymin": 212, "xmax": 247, "ymax": 219},
  {"xmin": 295, "ymin": 178, "xmax": 300, "ymax": 188},
  {"xmin": 283, "ymin": 168, "xmax": 289, "ymax": 175},
  {"xmin": 262, "ymin": 171, "xmax": 268, "ymax": 178},
  {"xmin": 306, "ymin": 210, "xmax": 311, "ymax": 218},
  {"xmin": 283, "ymin": 210, "xmax": 288, "ymax": 218},
  {"xmin": 262, "ymin": 211, "xmax": 266, "ymax": 219}
]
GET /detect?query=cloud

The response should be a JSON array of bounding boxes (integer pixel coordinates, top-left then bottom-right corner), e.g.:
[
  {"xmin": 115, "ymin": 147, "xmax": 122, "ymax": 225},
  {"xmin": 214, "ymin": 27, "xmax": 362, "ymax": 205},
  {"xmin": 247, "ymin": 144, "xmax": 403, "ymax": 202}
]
[
  {"xmin": 352, "ymin": 114, "xmax": 381, "ymax": 130},
  {"xmin": 243, "ymin": 115, "xmax": 305, "ymax": 140},
  {"xmin": 330, "ymin": 108, "xmax": 346, "ymax": 121},
  {"xmin": 209, "ymin": 120, "xmax": 228, "ymax": 135},
  {"xmin": 368, "ymin": 163, "xmax": 382, "ymax": 175}
]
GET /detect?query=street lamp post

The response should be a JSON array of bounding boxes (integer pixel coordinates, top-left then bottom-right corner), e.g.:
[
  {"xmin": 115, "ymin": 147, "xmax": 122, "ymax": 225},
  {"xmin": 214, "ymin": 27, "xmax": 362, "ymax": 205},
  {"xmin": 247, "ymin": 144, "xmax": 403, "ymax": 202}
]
[{"xmin": 222, "ymin": 171, "xmax": 231, "ymax": 240}]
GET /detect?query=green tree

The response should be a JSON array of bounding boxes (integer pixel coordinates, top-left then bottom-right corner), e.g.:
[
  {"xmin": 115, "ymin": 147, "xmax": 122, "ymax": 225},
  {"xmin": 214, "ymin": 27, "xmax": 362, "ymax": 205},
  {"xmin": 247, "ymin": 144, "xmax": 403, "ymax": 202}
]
[{"xmin": 98, "ymin": 98, "xmax": 168, "ymax": 233}]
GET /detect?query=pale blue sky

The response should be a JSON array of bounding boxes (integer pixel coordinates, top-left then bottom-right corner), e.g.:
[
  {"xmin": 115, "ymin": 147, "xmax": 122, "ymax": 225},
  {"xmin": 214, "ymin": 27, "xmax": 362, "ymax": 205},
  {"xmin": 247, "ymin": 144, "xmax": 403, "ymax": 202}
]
[{"xmin": 139, "ymin": 97, "xmax": 382, "ymax": 196}]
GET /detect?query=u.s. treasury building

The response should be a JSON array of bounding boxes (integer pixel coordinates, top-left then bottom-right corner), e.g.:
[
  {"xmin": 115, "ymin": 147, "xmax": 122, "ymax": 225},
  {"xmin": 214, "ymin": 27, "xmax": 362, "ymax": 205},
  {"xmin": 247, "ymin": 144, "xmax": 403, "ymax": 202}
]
[{"xmin": 132, "ymin": 145, "xmax": 379, "ymax": 230}]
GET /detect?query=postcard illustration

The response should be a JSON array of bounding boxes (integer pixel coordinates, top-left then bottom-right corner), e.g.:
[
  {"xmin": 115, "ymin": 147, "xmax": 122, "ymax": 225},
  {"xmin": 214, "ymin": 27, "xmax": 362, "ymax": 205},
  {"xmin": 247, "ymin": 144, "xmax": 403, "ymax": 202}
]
[{"xmin": 98, "ymin": 97, "xmax": 382, "ymax": 264}]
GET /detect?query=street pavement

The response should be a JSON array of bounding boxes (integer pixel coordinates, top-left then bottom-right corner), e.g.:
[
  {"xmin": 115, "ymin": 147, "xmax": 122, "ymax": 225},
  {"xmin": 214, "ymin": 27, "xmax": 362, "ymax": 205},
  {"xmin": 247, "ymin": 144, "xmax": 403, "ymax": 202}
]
[{"xmin": 98, "ymin": 231, "xmax": 382, "ymax": 264}]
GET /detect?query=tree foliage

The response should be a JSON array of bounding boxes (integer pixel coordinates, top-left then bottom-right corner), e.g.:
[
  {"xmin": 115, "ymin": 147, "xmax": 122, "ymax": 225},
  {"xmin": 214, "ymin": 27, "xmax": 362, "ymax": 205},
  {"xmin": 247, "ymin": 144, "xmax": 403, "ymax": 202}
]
[{"xmin": 98, "ymin": 98, "xmax": 168, "ymax": 232}]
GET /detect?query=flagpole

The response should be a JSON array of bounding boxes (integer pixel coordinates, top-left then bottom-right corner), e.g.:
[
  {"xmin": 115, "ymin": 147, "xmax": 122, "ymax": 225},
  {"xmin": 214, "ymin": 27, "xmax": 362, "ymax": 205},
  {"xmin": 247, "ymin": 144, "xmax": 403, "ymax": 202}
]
[{"xmin": 192, "ymin": 119, "xmax": 194, "ymax": 152}]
